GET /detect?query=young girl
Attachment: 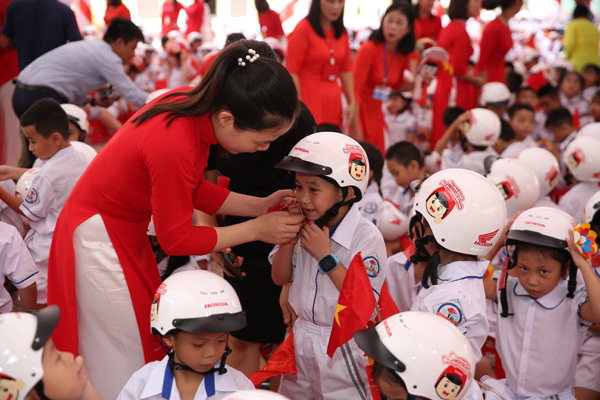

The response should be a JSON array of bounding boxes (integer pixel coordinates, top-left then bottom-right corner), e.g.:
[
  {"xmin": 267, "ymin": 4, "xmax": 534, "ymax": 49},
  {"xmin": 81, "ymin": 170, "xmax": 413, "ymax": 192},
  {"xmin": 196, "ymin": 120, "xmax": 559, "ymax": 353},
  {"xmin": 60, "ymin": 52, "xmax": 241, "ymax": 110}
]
[
  {"xmin": 482, "ymin": 207, "xmax": 600, "ymax": 400},
  {"xmin": 271, "ymin": 132, "xmax": 387, "ymax": 399},
  {"xmin": 383, "ymin": 91, "xmax": 419, "ymax": 151},
  {"xmin": 46, "ymin": 40, "xmax": 305, "ymax": 400},
  {"xmin": 118, "ymin": 270, "xmax": 253, "ymax": 399},
  {"xmin": 0, "ymin": 306, "xmax": 101, "ymax": 400},
  {"xmin": 409, "ymin": 168, "xmax": 507, "ymax": 399},
  {"xmin": 559, "ymin": 70, "xmax": 589, "ymax": 122},
  {"xmin": 582, "ymin": 64, "xmax": 600, "ymax": 103}
]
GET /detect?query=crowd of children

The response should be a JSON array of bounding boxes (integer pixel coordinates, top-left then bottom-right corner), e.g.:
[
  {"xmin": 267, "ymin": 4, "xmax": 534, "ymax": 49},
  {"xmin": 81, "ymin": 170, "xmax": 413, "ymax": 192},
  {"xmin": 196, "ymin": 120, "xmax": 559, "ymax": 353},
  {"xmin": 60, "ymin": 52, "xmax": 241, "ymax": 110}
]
[{"xmin": 3, "ymin": 1, "xmax": 600, "ymax": 400}]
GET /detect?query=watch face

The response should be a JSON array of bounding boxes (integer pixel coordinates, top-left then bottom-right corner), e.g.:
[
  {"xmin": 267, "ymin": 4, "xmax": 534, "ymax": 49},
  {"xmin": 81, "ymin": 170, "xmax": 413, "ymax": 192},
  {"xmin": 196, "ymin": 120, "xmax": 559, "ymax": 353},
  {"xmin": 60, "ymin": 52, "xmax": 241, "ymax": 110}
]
[{"xmin": 319, "ymin": 255, "xmax": 337, "ymax": 272}]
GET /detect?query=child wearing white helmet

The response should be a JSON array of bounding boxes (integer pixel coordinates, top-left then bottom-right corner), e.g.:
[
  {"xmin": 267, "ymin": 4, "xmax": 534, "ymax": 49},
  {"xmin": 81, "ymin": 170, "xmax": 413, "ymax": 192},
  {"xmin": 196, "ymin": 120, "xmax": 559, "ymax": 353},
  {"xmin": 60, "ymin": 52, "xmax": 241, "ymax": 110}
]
[
  {"xmin": 0, "ymin": 306, "xmax": 101, "ymax": 400},
  {"xmin": 354, "ymin": 311, "xmax": 476, "ymax": 400},
  {"xmin": 480, "ymin": 82, "xmax": 511, "ymax": 119},
  {"xmin": 118, "ymin": 270, "xmax": 253, "ymax": 400},
  {"xmin": 558, "ymin": 135, "xmax": 600, "ymax": 222},
  {"xmin": 410, "ymin": 168, "xmax": 507, "ymax": 400},
  {"xmin": 271, "ymin": 132, "xmax": 387, "ymax": 399},
  {"xmin": 432, "ymin": 108, "xmax": 501, "ymax": 175},
  {"xmin": 515, "ymin": 147, "xmax": 561, "ymax": 209},
  {"xmin": 482, "ymin": 207, "xmax": 600, "ymax": 400}
]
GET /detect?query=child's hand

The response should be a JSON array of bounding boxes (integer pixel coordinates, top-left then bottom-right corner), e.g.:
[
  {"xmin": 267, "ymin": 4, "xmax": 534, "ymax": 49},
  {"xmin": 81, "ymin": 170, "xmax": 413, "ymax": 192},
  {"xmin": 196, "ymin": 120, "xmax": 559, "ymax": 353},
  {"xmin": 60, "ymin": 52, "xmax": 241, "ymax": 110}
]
[
  {"xmin": 567, "ymin": 229, "xmax": 593, "ymax": 271},
  {"xmin": 454, "ymin": 110, "xmax": 473, "ymax": 134},
  {"xmin": 0, "ymin": 165, "xmax": 14, "ymax": 181},
  {"xmin": 299, "ymin": 221, "xmax": 332, "ymax": 261}
]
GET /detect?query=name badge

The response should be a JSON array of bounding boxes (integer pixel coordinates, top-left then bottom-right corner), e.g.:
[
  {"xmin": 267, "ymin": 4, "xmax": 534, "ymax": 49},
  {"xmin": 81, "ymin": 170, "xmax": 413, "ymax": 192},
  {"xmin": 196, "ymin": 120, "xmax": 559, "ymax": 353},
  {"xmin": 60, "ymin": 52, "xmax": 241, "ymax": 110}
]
[{"xmin": 373, "ymin": 85, "xmax": 392, "ymax": 101}]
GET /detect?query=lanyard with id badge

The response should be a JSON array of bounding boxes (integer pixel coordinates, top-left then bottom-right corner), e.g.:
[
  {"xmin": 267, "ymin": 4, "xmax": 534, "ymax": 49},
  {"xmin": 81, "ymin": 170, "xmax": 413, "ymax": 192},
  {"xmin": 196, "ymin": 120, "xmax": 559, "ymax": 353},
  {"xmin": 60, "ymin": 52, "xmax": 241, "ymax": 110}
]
[{"xmin": 373, "ymin": 47, "xmax": 396, "ymax": 101}]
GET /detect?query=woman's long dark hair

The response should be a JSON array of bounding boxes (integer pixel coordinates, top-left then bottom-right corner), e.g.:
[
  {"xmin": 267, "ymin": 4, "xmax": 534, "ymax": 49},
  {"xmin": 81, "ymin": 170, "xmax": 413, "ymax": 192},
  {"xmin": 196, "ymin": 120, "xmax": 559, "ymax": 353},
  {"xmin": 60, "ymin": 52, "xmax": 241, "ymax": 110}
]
[
  {"xmin": 307, "ymin": 0, "xmax": 345, "ymax": 39},
  {"xmin": 133, "ymin": 40, "xmax": 299, "ymax": 131},
  {"xmin": 369, "ymin": 2, "xmax": 416, "ymax": 55}
]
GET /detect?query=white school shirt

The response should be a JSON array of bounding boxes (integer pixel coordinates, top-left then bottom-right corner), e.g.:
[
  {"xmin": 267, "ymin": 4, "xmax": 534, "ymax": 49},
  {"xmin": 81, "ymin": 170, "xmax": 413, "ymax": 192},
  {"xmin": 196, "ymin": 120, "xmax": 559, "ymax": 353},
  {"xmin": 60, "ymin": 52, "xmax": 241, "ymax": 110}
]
[
  {"xmin": 495, "ymin": 276, "xmax": 590, "ymax": 398},
  {"xmin": 583, "ymin": 85, "xmax": 598, "ymax": 103},
  {"xmin": 532, "ymin": 111, "xmax": 553, "ymax": 143},
  {"xmin": 0, "ymin": 179, "xmax": 26, "ymax": 237},
  {"xmin": 20, "ymin": 145, "xmax": 89, "ymax": 303},
  {"xmin": 411, "ymin": 260, "xmax": 489, "ymax": 362},
  {"xmin": 388, "ymin": 186, "xmax": 414, "ymax": 217},
  {"xmin": 500, "ymin": 140, "xmax": 530, "ymax": 159},
  {"xmin": 558, "ymin": 182, "xmax": 600, "ymax": 223},
  {"xmin": 384, "ymin": 109, "xmax": 418, "ymax": 150},
  {"xmin": 117, "ymin": 355, "xmax": 254, "ymax": 400},
  {"xmin": 356, "ymin": 183, "xmax": 384, "ymax": 226},
  {"xmin": 561, "ymin": 92, "xmax": 589, "ymax": 118},
  {"xmin": 271, "ymin": 205, "xmax": 387, "ymax": 327},
  {"xmin": 0, "ymin": 222, "xmax": 38, "ymax": 313},
  {"xmin": 386, "ymin": 251, "xmax": 421, "ymax": 312},
  {"xmin": 440, "ymin": 147, "xmax": 498, "ymax": 175},
  {"xmin": 32, "ymin": 141, "xmax": 97, "ymax": 168}
]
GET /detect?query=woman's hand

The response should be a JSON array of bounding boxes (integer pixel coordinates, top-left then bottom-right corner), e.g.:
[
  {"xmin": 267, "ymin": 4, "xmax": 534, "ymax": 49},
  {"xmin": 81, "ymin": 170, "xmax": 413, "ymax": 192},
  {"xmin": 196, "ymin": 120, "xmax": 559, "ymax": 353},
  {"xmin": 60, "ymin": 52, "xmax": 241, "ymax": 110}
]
[
  {"xmin": 343, "ymin": 102, "xmax": 359, "ymax": 132},
  {"xmin": 253, "ymin": 212, "xmax": 305, "ymax": 244},
  {"xmin": 263, "ymin": 189, "xmax": 296, "ymax": 214},
  {"xmin": 299, "ymin": 221, "xmax": 333, "ymax": 261}
]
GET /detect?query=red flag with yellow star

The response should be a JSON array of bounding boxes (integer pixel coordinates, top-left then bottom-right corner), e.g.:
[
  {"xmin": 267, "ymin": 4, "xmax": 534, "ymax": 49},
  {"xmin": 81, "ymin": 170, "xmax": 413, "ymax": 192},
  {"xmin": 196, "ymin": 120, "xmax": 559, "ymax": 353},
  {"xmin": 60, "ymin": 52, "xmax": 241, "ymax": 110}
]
[
  {"xmin": 377, "ymin": 281, "xmax": 399, "ymax": 320},
  {"xmin": 327, "ymin": 252, "xmax": 376, "ymax": 358},
  {"xmin": 248, "ymin": 331, "xmax": 297, "ymax": 387}
]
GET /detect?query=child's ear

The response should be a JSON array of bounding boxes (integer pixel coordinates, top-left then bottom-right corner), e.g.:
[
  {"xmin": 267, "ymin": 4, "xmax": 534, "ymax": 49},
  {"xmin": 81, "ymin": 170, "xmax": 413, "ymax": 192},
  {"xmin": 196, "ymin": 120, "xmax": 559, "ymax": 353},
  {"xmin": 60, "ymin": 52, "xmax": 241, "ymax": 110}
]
[
  {"xmin": 408, "ymin": 160, "xmax": 419, "ymax": 173},
  {"xmin": 345, "ymin": 186, "xmax": 356, "ymax": 201},
  {"xmin": 163, "ymin": 334, "xmax": 175, "ymax": 347},
  {"xmin": 51, "ymin": 131, "xmax": 63, "ymax": 144}
]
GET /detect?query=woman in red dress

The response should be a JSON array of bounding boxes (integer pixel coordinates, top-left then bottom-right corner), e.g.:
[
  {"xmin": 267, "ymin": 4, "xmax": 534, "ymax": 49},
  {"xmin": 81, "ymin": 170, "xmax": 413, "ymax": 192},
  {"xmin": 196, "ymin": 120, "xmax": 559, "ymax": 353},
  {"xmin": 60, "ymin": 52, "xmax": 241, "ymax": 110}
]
[
  {"xmin": 161, "ymin": 0, "xmax": 184, "ymax": 36},
  {"xmin": 104, "ymin": 0, "xmax": 131, "ymax": 27},
  {"xmin": 475, "ymin": 0, "xmax": 522, "ymax": 84},
  {"xmin": 184, "ymin": 0, "xmax": 205, "ymax": 35},
  {"xmin": 414, "ymin": 0, "xmax": 442, "ymax": 41},
  {"xmin": 430, "ymin": 0, "xmax": 484, "ymax": 148},
  {"xmin": 353, "ymin": 2, "xmax": 416, "ymax": 154},
  {"xmin": 255, "ymin": 0, "xmax": 285, "ymax": 40},
  {"xmin": 286, "ymin": 0, "xmax": 356, "ymax": 130},
  {"xmin": 46, "ymin": 40, "xmax": 304, "ymax": 400}
]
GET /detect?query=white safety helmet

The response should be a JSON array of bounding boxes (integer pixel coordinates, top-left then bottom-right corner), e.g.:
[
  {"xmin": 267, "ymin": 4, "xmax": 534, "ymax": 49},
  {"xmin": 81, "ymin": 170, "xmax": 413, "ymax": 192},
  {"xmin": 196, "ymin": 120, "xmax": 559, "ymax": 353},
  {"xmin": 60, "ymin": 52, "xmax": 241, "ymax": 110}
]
[
  {"xmin": 377, "ymin": 201, "xmax": 410, "ymax": 241},
  {"xmin": 463, "ymin": 108, "xmax": 501, "ymax": 147},
  {"xmin": 354, "ymin": 311, "xmax": 475, "ymax": 400},
  {"xmin": 486, "ymin": 158, "xmax": 541, "ymax": 218},
  {"xmin": 276, "ymin": 132, "xmax": 369, "ymax": 200},
  {"xmin": 145, "ymin": 89, "xmax": 170, "ymax": 104},
  {"xmin": 61, "ymin": 104, "xmax": 89, "ymax": 133},
  {"xmin": 480, "ymin": 82, "xmax": 511, "ymax": 107},
  {"xmin": 584, "ymin": 190, "xmax": 600, "ymax": 225},
  {"xmin": 223, "ymin": 390, "xmax": 290, "ymax": 400},
  {"xmin": 562, "ymin": 135, "xmax": 600, "ymax": 182},
  {"xmin": 0, "ymin": 306, "xmax": 60, "ymax": 400},
  {"xmin": 506, "ymin": 206, "xmax": 576, "ymax": 249},
  {"xmin": 578, "ymin": 122, "xmax": 600, "ymax": 140},
  {"xmin": 151, "ymin": 270, "xmax": 246, "ymax": 336},
  {"xmin": 413, "ymin": 168, "xmax": 507, "ymax": 256},
  {"xmin": 15, "ymin": 168, "xmax": 39, "ymax": 200},
  {"xmin": 187, "ymin": 31, "xmax": 203, "ymax": 43},
  {"xmin": 515, "ymin": 147, "xmax": 559, "ymax": 195}
]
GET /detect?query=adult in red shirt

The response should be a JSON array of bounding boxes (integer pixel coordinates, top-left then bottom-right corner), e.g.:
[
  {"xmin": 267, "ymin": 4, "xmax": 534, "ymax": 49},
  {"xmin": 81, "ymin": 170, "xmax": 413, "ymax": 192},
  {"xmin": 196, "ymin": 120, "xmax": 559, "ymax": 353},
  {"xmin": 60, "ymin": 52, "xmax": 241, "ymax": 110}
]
[
  {"xmin": 104, "ymin": 0, "xmax": 131, "ymax": 28},
  {"xmin": 430, "ymin": 0, "xmax": 484, "ymax": 148},
  {"xmin": 161, "ymin": 0, "xmax": 184, "ymax": 36},
  {"xmin": 185, "ymin": 0, "xmax": 204, "ymax": 35},
  {"xmin": 286, "ymin": 0, "xmax": 356, "ymax": 129},
  {"xmin": 353, "ymin": 2, "xmax": 416, "ymax": 155},
  {"xmin": 475, "ymin": 0, "xmax": 522, "ymax": 84},
  {"xmin": 46, "ymin": 40, "xmax": 304, "ymax": 400},
  {"xmin": 255, "ymin": 0, "xmax": 284, "ymax": 40},
  {"xmin": 414, "ymin": 0, "xmax": 442, "ymax": 41}
]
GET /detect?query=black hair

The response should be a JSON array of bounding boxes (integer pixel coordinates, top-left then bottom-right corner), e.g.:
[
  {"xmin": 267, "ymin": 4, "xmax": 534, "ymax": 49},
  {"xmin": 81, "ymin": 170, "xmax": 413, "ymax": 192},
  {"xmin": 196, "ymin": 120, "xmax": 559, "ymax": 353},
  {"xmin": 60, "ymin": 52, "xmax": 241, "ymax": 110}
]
[
  {"xmin": 481, "ymin": 0, "xmax": 519, "ymax": 10},
  {"xmin": 516, "ymin": 86, "xmax": 537, "ymax": 98},
  {"xmin": 442, "ymin": 106, "xmax": 465, "ymax": 127},
  {"xmin": 316, "ymin": 123, "xmax": 342, "ymax": 133},
  {"xmin": 359, "ymin": 141, "xmax": 384, "ymax": 197},
  {"xmin": 372, "ymin": 361, "xmax": 408, "ymax": 391},
  {"xmin": 161, "ymin": 256, "xmax": 193, "ymax": 280},
  {"xmin": 133, "ymin": 40, "xmax": 299, "ymax": 132},
  {"xmin": 369, "ymin": 2, "xmax": 416, "ymax": 55},
  {"xmin": 513, "ymin": 241, "xmax": 570, "ymax": 276},
  {"xmin": 447, "ymin": 0, "xmax": 470, "ymax": 20},
  {"xmin": 545, "ymin": 107, "xmax": 573, "ymax": 128},
  {"xmin": 104, "ymin": 18, "xmax": 144, "ymax": 44},
  {"xmin": 583, "ymin": 64, "xmax": 600, "ymax": 86},
  {"xmin": 20, "ymin": 98, "xmax": 70, "ymax": 140},
  {"xmin": 573, "ymin": 4, "xmax": 591, "ymax": 19},
  {"xmin": 255, "ymin": 0, "xmax": 271, "ymax": 13},
  {"xmin": 307, "ymin": 0, "xmax": 345, "ymax": 39},
  {"xmin": 386, "ymin": 141, "xmax": 423, "ymax": 168},
  {"xmin": 537, "ymin": 84, "xmax": 559, "ymax": 99},
  {"xmin": 506, "ymin": 70, "xmax": 523, "ymax": 93},
  {"xmin": 107, "ymin": 0, "xmax": 123, "ymax": 6},
  {"xmin": 507, "ymin": 102, "xmax": 535, "ymax": 119},
  {"xmin": 389, "ymin": 91, "xmax": 412, "ymax": 113},
  {"xmin": 225, "ymin": 32, "xmax": 246, "ymax": 47},
  {"xmin": 499, "ymin": 119, "xmax": 515, "ymax": 142},
  {"xmin": 558, "ymin": 70, "xmax": 584, "ymax": 91},
  {"xmin": 505, "ymin": 60, "xmax": 515, "ymax": 72}
]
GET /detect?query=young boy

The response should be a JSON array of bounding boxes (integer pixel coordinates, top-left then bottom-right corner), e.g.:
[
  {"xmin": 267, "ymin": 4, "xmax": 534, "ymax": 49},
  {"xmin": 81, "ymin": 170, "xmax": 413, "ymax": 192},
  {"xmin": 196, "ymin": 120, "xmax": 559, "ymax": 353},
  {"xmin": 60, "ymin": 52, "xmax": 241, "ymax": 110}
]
[
  {"xmin": 0, "ymin": 306, "xmax": 102, "ymax": 400},
  {"xmin": 507, "ymin": 103, "xmax": 537, "ymax": 147},
  {"xmin": 0, "ymin": 99, "xmax": 89, "ymax": 306},
  {"xmin": 545, "ymin": 106, "xmax": 577, "ymax": 157},
  {"xmin": 271, "ymin": 132, "xmax": 387, "ymax": 399},
  {"xmin": 385, "ymin": 141, "xmax": 426, "ymax": 216},
  {"xmin": 482, "ymin": 207, "xmax": 600, "ymax": 400},
  {"xmin": 0, "ymin": 221, "xmax": 38, "ymax": 312},
  {"xmin": 480, "ymin": 82, "xmax": 511, "ymax": 119},
  {"xmin": 536, "ymin": 84, "xmax": 562, "ymax": 143},
  {"xmin": 118, "ymin": 270, "xmax": 253, "ymax": 399}
]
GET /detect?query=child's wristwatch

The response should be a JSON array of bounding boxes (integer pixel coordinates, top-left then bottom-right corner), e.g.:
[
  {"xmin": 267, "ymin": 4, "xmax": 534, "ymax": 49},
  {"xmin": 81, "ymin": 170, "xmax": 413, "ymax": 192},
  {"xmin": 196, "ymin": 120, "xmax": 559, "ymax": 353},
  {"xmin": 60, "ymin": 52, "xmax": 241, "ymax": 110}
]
[{"xmin": 318, "ymin": 254, "xmax": 339, "ymax": 274}]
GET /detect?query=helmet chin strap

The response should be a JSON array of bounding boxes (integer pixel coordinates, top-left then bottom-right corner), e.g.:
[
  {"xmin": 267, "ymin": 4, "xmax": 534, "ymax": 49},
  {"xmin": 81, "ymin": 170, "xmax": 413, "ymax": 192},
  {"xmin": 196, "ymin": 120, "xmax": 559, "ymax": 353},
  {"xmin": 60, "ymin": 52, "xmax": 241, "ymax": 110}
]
[
  {"xmin": 410, "ymin": 213, "xmax": 440, "ymax": 288},
  {"xmin": 168, "ymin": 347, "xmax": 232, "ymax": 376},
  {"xmin": 315, "ymin": 187, "xmax": 356, "ymax": 228}
]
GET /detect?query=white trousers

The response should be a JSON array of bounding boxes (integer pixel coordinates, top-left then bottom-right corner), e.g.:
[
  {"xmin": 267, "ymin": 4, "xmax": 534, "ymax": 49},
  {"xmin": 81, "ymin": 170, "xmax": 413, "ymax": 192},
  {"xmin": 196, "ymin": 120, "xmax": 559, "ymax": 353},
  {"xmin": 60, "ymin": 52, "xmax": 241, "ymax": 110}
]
[{"xmin": 74, "ymin": 214, "xmax": 146, "ymax": 400}]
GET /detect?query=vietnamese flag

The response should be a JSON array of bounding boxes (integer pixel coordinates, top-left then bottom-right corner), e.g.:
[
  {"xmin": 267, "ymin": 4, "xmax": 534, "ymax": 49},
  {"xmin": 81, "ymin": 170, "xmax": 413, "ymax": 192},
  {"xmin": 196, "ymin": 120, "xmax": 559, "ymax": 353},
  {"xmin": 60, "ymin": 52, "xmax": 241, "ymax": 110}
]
[
  {"xmin": 248, "ymin": 331, "xmax": 297, "ymax": 387},
  {"xmin": 326, "ymin": 252, "xmax": 376, "ymax": 358},
  {"xmin": 377, "ymin": 281, "xmax": 399, "ymax": 320}
]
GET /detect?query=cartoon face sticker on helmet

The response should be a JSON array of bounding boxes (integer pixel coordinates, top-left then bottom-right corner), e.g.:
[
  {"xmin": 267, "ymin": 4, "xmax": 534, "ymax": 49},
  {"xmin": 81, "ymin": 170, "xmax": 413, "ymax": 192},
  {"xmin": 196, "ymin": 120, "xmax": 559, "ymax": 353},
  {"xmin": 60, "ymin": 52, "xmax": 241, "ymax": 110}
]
[
  {"xmin": 495, "ymin": 175, "xmax": 519, "ymax": 201},
  {"xmin": 434, "ymin": 352, "xmax": 472, "ymax": 400},
  {"xmin": 151, "ymin": 282, "xmax": 167, "ymax": 323},
  {"xmin": 426, "ymin": 180, "xmax": 465, "ymax": 224},
  {"xmin": 567, "ymin": 148, "xmax": 585, "ymax": 171},
  {"xmin": 0, "ymin": 373, "xmax": 25, "ymax": 400},
  {"xmin": 348, "ymin": 151, "xmax": 367, "ymax": 182}
]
